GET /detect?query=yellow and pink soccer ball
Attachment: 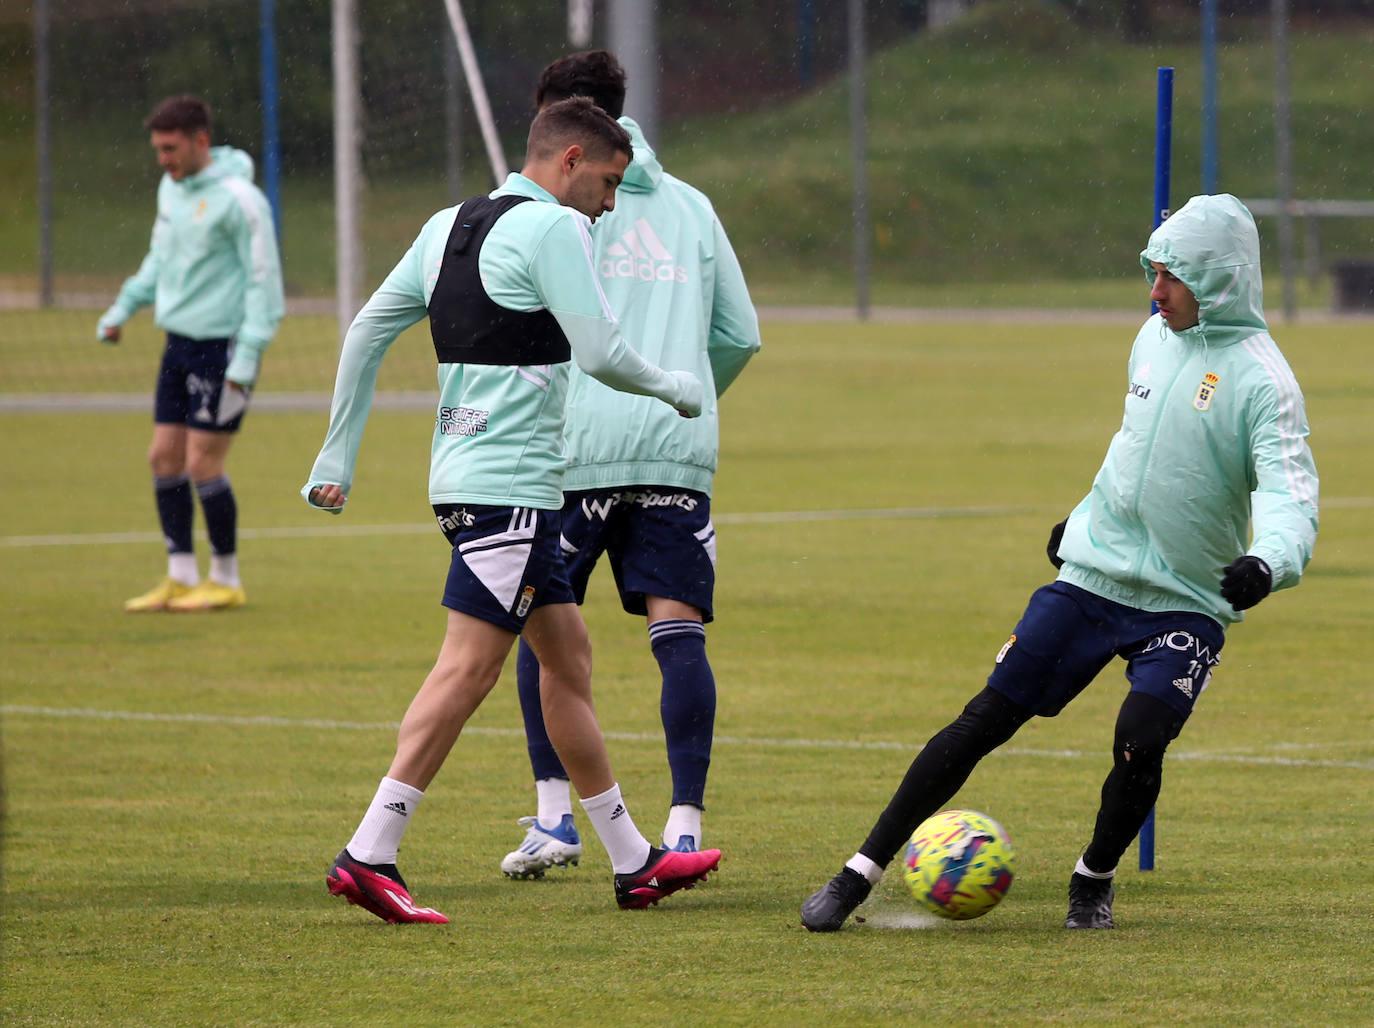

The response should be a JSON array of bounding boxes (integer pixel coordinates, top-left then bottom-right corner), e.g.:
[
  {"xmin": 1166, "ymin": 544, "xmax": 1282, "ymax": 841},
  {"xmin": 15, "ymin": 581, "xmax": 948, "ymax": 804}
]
[{"xmin": 903, "ymin": 809, "xmax": 1016, "ymax": 921}]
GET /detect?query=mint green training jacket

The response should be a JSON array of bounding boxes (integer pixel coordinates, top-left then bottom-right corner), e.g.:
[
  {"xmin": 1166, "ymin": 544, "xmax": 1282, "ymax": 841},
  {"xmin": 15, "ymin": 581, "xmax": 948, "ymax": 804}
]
[
  {"xmin": 1056, "ymin": 194, "xmax": 1319, "ymax": 626},
  {"xmin": 97, "ymin": 146, "xmax": 284, "ymax": 386},
  {"xmin": 561, "ymin": 118, "xmax": 761, "ymax": 495},
  {"xmin": 302, "ymin": 173, "xmax": 702, "ymax": 514}
]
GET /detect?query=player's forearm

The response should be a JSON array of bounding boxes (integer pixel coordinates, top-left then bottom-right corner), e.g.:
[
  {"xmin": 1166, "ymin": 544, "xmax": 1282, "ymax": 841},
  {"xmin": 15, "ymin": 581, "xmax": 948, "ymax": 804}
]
[
  {"xmin": 239, "ymin": 260, "xmax": 285, "ymax": 349},
  {"xmin": 227, "ymin": 288, "xmax": 285, "ymax": 384},
  {"xmin": 303, "ymin": 308, "xmax": 405, "ymax": 501},
  {"xmin": 707, "ymin": 223, "xmax": 761, "ymax": 396},
  {"xmin": 226, "ymin": 207, "xmax": 286, "ymax": 382},
  {"xmin": 1248, "ymin": 491, "xmax": 1318, "ymax": 591},
  {"xmin": 225, "ymin": 334, "xmax": 269, "ymax": 386},
  {"xmin": 554, "ymin": 309, "xmax": 699, "ymax": 412},
  {"xmin": 529, "ymin": 214, "xmax": 692, "ymax": 407},
  {"xmin": 303, "ymin": 373, "xmax": 381, "ymax": 504},
  {"xmin": 103, "ymin": 256, "xmax": 160, "ymax": 325},
  {"xmin": 707, "ymin": 337, "xmax": 759, "ymax": 397},
  {"xmin": 1247, "ymin": 397, "xmax": 1319, "ymax": 590}
]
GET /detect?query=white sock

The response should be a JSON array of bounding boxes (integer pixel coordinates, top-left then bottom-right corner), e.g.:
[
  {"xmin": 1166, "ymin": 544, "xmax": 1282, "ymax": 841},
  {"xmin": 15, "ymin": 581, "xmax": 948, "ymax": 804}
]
[
  {"xmin": 347, "ymin": 777, "xmax": 424, "ymax": 865},
  {"xmin": 663, "ymin": 804, "xmax": 702, "ymax": 848},
  {"xmin": 536, "ymin": 777, "xmax": 573, "ymax": 828},
  {"xmin": 168, "ymin": 553, "xmax": 200, "ymax": 586},
  {"xmin": 1075, "ymin": 856, "xmax": 1116, "ymax": 880},
  {"xmin": 845, "ymin": 853, "xmax": 884, "ymax": 886},
  {"xmin": 580, "ymin": 783, "xmax": 651, "ymax": 874},
  {"xmin": 209, "ymin": 553, "xmax": 240, "ymax": 588}
]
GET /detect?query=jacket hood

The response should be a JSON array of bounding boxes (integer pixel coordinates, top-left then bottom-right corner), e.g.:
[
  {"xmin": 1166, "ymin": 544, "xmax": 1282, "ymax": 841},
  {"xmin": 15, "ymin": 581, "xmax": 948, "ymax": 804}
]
[
  {"xmin": 617, "ymin": 117, "xmax": 661, "ymax": 194},
  {"xmin": 181, "ymin": 146, "xmax": 256, "ymax": 190},
  {"xmin": 1140, "ymin": 194, "xmax": 1267, "ymax": 348}
]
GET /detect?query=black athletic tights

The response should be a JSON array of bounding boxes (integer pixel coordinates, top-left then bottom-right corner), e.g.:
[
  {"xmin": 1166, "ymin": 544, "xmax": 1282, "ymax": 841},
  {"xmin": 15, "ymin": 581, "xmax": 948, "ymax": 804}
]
[{"xmin": 858, "ymin": 687, "xmax": 1186, "ymax": 872}]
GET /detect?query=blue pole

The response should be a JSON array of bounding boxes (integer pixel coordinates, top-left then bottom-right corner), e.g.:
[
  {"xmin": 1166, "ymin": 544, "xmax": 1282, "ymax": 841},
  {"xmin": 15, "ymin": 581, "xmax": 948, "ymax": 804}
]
[
  {"xmin": 1140, "ymin": 66, "xmax": 1173, "ymax": 873},
  {"xmin": 798, "ymin": 0, "xmax": 815, "ymax": 87},
  {"xmin": 260, "ymin": 0, "xmax": 283, "ymax": 236},
  {"xmin": 1149, "ymin": 66, "xmax": 1174, "ymax": 318},
  {"xmin": 1201, "ymin": 0, "xmax": 1219, "ymax": 192}
]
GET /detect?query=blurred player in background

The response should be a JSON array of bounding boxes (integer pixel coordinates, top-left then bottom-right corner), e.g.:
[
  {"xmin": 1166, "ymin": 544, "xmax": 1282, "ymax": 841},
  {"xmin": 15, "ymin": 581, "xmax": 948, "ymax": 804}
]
[
  {"xmin": 801, "ymin": 194, "xmax": 1318, "ymax": 932},
  {"xmin": 498, "ymin": 50, "xmax": 761, "ymax": 881},
  {"xmin": 303, "ymin": 98, "xmax": 721, "ymax": 923},
  {"xmin": 97, "ymin": 95, "xmax": 283, "ymax": 613}
]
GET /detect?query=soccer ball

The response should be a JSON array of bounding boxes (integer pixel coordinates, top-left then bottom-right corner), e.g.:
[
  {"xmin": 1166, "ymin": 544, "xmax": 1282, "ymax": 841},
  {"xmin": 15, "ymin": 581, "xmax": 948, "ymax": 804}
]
[{"xmin": 903, "ymin": 809, "xmax": 1015, "ymax": 921}]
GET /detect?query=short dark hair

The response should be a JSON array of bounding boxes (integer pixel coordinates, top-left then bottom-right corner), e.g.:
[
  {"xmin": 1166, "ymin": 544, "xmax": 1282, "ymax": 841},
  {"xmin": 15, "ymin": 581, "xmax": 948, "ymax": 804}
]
[
  {"xmin": 535, "ymin": 50, "xmax": 627, "ymax": 119},
  {"xmin": 526, "ymin": 96, "xmax": 632, "ymax": 164},
  {"xmin": 144, "ymin": 95, "xmax": 212, "ymax": 136}
]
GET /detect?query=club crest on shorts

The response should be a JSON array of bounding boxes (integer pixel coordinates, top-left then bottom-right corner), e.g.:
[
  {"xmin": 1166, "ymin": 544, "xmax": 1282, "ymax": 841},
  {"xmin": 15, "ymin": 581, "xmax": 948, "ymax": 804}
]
[
  {"xmin": 996, "ymin": 634, "xmax": 1016, "ymax": 664},
  {"xmin": 1194, "ymin": 372, "xmax": 1220, "ymax": 411},
  {"xmin": 515, "ymin": 585, "xmax": 536, "ymax": 617}
]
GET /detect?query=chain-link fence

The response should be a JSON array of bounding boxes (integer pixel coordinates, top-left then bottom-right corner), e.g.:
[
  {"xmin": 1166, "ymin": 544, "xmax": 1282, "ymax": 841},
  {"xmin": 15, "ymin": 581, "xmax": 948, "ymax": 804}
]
[
  {"xmin": 3, "ymin": 0, "xmax": 911, "ymax": 394},
  {"xmin": 4, "ymin": 0, "xmax": 1373, "ymax": 396}
]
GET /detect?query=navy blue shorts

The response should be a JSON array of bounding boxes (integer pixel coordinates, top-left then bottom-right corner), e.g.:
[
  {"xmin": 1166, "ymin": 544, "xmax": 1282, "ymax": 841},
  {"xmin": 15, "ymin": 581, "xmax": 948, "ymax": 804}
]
[
  {"xmin": 154, "ymin": 334, "xmax": 248, "ymax": 432},
  {"xmin": 560, "ymin": 487, "xmax": 716, "ymax": 622},
  {"xmin": 434, "ymin": 504, "xmax": 577, "ymax": 634},
  {"xmin": 986, "ymin": 581, "xmax": 1225, "ymax": 720}
]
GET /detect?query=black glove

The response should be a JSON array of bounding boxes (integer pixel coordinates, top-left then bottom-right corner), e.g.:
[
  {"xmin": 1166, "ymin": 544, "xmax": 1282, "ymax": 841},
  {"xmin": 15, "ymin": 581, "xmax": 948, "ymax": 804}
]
[
  {"xmin": 1046, "ymin": 519, "xmax": 1067, "ymax": 569},
  {"xmin": 1220, "ymin": 556, "xmax": 1272, "ymax": 611}
]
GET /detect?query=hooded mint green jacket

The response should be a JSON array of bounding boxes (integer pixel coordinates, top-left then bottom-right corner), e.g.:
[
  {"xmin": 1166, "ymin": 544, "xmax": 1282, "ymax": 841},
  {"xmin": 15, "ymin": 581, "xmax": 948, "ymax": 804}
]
[
  {"xmin": 561, "ymin": 118, "xmax": 761, "ymax": 495},
  {"xmin": 302, "ymin": 173, "xmax": 702, "ymax": 513},
  {"xmin": 1056, "ymin": 194, "xmax": 1318, "ymax": 626},
  {"xmin": 97, "ymin": 146, "xmax": 284, "ymax": 386}
]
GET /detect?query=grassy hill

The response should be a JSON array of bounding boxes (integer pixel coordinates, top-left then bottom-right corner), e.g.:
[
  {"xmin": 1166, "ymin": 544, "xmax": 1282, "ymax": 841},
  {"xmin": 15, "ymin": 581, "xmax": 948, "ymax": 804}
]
[
  {"xmin": 661, "ymin": 3, "xmax": 1374, "ymax": 296},
  {"xmin": 3, "ymin": 3, "xmax": 1373, "ymax": 305}
]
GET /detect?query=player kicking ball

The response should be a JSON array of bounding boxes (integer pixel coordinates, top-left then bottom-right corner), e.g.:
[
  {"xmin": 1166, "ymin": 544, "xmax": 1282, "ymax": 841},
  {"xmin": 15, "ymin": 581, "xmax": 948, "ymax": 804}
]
[
  {"xmin": 802, "ymin": 195, "xmax": 1318, "ymax": 932},
  {"xmin": 305, "ymin": 99, "xmax": 720, "ymax": 923}
]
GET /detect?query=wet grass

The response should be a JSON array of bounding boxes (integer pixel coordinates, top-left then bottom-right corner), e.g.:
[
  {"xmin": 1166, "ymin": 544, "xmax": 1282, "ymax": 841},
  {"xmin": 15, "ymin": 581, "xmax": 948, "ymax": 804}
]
[{"xmin": 2, "ymin": 318, "xmax": 1372, "ymax": 1023}]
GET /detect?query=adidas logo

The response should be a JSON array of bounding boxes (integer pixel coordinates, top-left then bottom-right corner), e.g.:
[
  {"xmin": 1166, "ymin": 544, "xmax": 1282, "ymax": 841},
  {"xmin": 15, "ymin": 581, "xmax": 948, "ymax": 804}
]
[
  {"xmin": 383, "ymin": 801, "xmax": 409, "ymax": 816},
  {"xmin": 600, "ymin": 218, "xmax": 688, "ymax": 284},
  {"xmin": 1172, "ymin": 677, "xmax": 1195, "ymax": 698},
  {"xmin": 609, "ymin": 803, "xmax": 626, "ymax": 821}
]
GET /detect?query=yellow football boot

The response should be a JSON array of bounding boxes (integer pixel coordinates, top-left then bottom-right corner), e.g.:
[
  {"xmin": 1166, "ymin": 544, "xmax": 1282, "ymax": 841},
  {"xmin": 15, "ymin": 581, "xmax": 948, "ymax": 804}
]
[
  {"xmin": 124, "ymin": 577, "xmax": 194, "ymax": 613},
  {"xmin": 166, "ymin": 580, "xmax": 247, "ymax": 612}
]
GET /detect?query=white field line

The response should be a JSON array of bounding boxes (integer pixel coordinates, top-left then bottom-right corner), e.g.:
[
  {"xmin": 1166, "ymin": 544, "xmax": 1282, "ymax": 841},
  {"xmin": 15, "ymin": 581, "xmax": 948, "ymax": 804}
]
[
  {"xmin": 0, "ymin": 504, "xmax": 1028, "ymax": 549},
  {"xmin": 3, "ymin": 704, "xmax": 1371, "ymax": 772},
  {"xmin": 4, "ymin": 497, "xmax": 1372, "ymax": 550}
]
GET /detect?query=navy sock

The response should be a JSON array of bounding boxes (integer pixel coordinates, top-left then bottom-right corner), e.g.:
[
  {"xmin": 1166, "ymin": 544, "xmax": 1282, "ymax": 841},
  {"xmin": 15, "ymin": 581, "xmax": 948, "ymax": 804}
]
[
  {"xmin": 154, "ymin": 474, "xmax": 194, "ymax": 556},
  {"xmin": 195, "ymin": 476, "xmax": 237, "ymax": 556},
  {"xmin": 650, "ymin": 619, "xmax": 715, "ymax": 809},
  {"xmin": 517, "ymin": 638, "xmax": 568, "ymax": 781}
]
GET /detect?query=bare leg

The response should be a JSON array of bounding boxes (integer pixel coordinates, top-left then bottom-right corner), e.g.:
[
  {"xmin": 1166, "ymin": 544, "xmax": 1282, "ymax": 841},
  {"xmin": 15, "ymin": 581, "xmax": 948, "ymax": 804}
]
[
  {"xmin": 518, "ymin": 607, "xmax": 722, "ymax": 900},
  {"xmin": 148, "ymin": 423, "xmax": 188, "ymax": 478},
  {"xmin": 521, "ymin": 602, "xmax": 613, "ymax": 798},
  {"xmin": 139, "ymin": 423, "xmax": 197, "ymax": 593},
  {"xmin": 386, "ymin": 609, "xmax": 516, "ymax": 790},
  {"xmin": 184, "ymin": 427, "xmax": 233, "ymax": 481},
  {"xmin": 644, "ymin": 596, "xmax": 700, "ymax": 622}
]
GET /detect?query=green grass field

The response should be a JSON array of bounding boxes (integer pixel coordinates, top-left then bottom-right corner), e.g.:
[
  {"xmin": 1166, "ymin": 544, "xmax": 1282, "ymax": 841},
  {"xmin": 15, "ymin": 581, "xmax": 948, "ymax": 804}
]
[{"xmin": 2, "ymin": 318, "xmax": 1372, "ymax": 1024}]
